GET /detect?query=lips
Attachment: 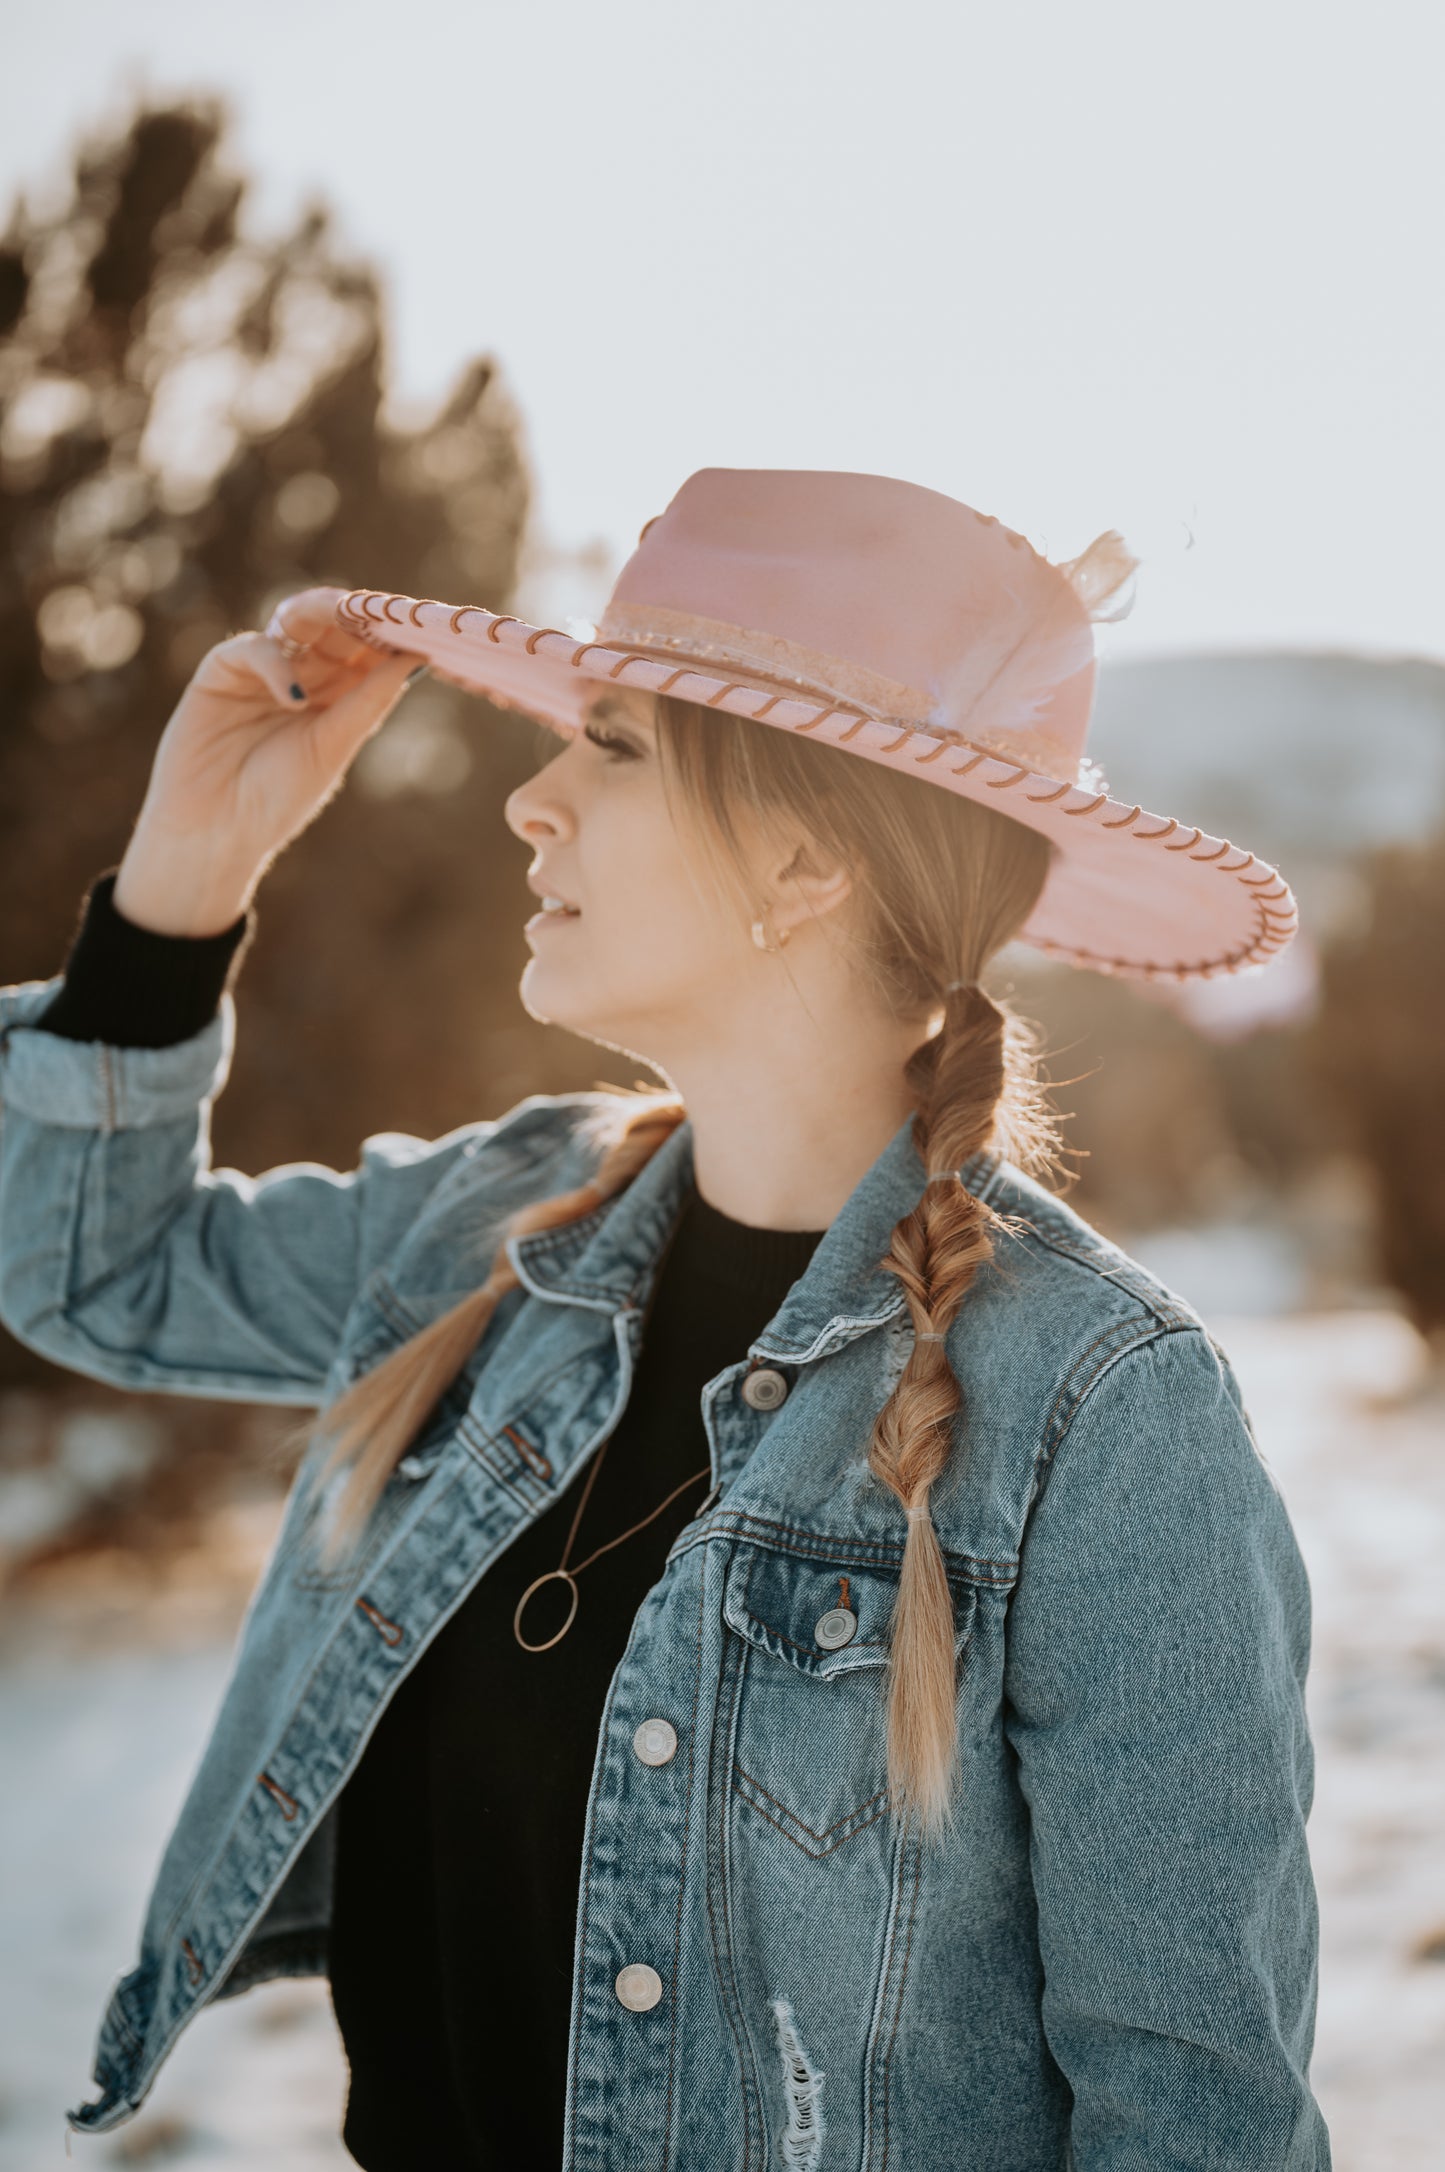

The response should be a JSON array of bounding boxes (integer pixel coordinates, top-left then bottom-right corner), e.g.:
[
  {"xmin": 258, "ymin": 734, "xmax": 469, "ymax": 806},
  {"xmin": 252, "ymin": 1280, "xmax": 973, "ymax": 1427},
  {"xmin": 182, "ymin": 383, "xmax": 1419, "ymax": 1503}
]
[
  {"xmin": 523, "ymin": 888, "xmax": 582, "ymax": 938},
  {"xmin": 526, "ymin": 876, "xmax": 580, "ymax": 915}
]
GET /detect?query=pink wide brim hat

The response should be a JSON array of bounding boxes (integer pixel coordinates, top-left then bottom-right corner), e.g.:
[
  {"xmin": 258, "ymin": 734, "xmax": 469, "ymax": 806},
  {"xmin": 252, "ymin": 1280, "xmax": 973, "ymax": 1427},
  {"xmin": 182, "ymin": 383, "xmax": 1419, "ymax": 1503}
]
[{"xmin": 331, "ymin": 467, "xmax": 1297, "ymax": 983}]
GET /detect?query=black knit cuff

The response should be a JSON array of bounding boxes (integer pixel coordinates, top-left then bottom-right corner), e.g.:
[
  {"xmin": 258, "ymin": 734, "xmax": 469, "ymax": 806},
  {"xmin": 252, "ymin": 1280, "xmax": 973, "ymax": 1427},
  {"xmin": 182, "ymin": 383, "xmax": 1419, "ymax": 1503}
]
[{"xmin": 32, "ymin": 869, "xmax": 257, "ymax": 1050}]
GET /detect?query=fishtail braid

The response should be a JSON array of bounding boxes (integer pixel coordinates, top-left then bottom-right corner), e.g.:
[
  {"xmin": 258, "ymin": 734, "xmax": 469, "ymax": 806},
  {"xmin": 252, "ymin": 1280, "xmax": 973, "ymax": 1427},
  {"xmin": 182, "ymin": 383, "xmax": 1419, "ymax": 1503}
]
[{"xmin": 867, "ymin": 980, "xmax": 1011, "ymax": 1843}]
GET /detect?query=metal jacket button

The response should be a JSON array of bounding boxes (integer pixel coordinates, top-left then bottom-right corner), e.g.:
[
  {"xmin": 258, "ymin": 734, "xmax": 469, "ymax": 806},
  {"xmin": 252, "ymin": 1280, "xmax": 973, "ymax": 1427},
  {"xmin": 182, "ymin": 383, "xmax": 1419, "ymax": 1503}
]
[
  {"xmin": 740, "ymin": 1365, "xmax": 789, "ymax": 1410},
  {"xmin": 814, "ymin": 1606, "xmax": 858, "ymax": 1650},
  {"xmin": 633, "ymin": 1718, "xmax": 678, "ymax": 1766},
  {"xmin": 615, "ymin": 1963, "xmax": 663, "ymax": 2011}
]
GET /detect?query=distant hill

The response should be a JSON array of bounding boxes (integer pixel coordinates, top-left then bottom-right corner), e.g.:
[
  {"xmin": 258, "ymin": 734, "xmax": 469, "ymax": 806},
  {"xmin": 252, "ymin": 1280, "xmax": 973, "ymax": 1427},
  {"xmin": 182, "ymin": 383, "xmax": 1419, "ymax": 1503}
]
[
  {"xmin": 997, "ymin": 648, "xmax": 1445, "ymax": 1053},
  {"xmin": 1089, "ymin": 650, "xmax": 1445, "ymax": 935}
]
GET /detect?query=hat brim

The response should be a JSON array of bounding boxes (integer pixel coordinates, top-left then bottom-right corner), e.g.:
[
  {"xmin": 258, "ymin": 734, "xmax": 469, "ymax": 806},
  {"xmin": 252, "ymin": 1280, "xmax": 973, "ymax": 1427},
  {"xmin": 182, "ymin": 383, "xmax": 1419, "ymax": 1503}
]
[{"xmin": 336, "ymin": 588, "xmax": 1298, "ymax": 984}]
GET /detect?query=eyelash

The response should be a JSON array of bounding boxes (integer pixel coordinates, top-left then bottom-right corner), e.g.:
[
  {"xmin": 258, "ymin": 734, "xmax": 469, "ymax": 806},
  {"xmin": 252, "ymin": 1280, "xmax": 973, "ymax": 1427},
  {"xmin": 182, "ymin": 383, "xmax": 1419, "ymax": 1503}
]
[{"xmin": 583, "ymin": 719, "xmax": 640, "ymax": 760}]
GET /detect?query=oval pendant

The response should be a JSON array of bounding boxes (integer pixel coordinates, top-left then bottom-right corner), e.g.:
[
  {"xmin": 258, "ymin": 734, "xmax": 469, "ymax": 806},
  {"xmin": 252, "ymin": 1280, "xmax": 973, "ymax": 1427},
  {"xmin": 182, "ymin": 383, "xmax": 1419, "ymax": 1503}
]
[{"xmin": 513, "ymin": 1567, "xmax": 580, "ymax": 1652}]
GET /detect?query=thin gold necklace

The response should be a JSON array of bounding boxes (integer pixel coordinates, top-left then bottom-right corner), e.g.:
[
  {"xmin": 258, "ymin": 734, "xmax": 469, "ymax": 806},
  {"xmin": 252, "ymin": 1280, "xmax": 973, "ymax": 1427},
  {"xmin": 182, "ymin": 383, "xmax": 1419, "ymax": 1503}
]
[
  {"xmin": 511, "ymin": 1436, "xmax": 713, "ymax": 1651},
  {"xmin": 512, "ymin": 1201, "xmax": 712, "ymax": 1653}
]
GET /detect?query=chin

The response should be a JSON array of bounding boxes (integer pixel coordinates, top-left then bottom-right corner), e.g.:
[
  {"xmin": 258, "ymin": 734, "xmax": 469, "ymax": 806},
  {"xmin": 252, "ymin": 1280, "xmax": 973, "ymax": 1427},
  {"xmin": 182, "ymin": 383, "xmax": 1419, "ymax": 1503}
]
[
  {"xmin": 517, "ymin": 959, "xmax": 569, "ymax": 1028},
  {"xmin": 517, "ymin": 962, "xmax": 661, "ymax": 1061},
  {"xmin": 518, "ymin": 957, "xmax": 606, "ymax": 1036}
]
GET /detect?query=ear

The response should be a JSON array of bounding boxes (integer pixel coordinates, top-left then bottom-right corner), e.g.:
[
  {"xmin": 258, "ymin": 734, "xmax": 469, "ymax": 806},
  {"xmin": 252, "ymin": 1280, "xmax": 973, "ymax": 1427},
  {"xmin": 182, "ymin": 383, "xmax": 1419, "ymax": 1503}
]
[{"xmin": 768, "ymin": 837, "xmax": 854, "ymax": 936}]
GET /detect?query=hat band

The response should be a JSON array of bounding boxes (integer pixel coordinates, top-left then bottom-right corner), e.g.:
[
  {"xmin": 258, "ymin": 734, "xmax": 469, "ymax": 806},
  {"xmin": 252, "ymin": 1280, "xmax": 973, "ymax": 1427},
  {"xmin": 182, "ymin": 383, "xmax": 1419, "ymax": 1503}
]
[{"xmin": 594, "ymin": 599, "xmax": 1088, "ymax": 783}]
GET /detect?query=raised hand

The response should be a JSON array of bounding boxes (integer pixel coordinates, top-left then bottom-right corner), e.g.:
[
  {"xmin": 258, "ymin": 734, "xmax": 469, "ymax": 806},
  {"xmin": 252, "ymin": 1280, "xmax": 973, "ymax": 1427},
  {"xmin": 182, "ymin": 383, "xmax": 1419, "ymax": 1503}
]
[{"xmin": 113, "ymin": 586, "xmax": 423, "ymax": 935}]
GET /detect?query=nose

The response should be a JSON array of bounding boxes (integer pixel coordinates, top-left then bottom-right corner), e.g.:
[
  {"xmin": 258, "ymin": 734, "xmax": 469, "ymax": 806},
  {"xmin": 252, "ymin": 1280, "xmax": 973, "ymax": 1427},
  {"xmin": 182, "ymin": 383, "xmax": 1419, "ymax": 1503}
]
[{"xmin": 504, "ymin": 758, "xmax": 577, "ymax": 846}]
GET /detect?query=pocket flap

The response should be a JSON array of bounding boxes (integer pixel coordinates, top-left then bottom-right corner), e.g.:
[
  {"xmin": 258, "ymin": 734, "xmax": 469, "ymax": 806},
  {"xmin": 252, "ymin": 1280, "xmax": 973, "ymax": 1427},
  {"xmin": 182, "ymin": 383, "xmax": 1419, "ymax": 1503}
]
[{"xmin": 722, "ymin": 1542, "xmax": 976, "ymax": 1682}]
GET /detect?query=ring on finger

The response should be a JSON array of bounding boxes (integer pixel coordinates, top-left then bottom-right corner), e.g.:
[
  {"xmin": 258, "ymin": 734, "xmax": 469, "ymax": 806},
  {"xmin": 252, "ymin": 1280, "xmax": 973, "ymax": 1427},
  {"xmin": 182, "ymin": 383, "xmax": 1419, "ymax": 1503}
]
[{"xmin": 266, "ymin": 611, "xmax": 314, "ymax": 663}]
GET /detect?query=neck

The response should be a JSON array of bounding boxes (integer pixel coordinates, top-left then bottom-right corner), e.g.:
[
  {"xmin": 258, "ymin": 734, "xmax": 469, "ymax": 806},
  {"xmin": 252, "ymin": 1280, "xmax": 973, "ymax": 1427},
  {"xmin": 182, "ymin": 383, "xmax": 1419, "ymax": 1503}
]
[{"xmin": 649, "ymin": 1012, "xmax": 925, "ymax": 1231}]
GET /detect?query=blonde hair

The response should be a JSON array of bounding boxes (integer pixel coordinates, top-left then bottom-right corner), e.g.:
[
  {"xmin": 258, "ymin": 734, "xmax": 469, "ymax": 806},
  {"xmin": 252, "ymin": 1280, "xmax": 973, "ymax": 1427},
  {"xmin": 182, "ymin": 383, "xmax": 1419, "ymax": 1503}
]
[{"xmin": 284, "ymin": 689, "xmax": 1068, "ymax": 1845}]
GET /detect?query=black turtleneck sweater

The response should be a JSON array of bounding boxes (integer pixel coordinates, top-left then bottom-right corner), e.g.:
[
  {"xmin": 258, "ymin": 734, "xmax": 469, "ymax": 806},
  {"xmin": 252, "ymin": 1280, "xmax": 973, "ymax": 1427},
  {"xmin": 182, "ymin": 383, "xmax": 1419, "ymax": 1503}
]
[{"xmin": 34, "ymin": 872, "xmax": 828, "ymax": 2169}]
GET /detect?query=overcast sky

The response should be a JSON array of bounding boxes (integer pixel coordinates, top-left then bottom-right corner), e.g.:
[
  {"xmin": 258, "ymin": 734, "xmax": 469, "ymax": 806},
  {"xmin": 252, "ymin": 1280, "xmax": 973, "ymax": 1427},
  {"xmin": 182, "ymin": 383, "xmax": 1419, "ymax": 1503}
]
[{"xmin": 5, "ymin": 0, "xmax": 1441, "ymax": 666}]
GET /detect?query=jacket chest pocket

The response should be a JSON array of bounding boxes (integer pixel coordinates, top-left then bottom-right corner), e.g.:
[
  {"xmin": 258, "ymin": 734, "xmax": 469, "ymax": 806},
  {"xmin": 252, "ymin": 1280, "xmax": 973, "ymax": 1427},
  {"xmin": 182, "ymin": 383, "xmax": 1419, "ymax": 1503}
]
[{"xmin": 720, "ymin": 1541, "xmax": 977, "ymax": 1858}]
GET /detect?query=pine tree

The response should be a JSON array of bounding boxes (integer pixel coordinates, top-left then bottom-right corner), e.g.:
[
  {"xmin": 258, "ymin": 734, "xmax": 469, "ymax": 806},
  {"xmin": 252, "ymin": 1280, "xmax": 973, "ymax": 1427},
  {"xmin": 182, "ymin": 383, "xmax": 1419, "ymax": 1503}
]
[{"xmin": 0, "ymin": 95, "xmax": 579, "ymax": 1400}]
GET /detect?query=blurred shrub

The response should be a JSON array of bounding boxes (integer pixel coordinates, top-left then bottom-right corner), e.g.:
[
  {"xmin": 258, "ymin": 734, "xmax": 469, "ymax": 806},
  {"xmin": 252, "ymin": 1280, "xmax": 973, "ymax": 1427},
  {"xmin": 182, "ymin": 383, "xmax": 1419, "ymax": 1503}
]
[
  {"xmin": 1305, "ymin": 819, "xmax": 1445, "ymax": 1341},
  {"xmin": 1007, "ymin": 960, "xmax": 1249, "ymax": 1230},
  {"xmin": 1010, "ymin": 815, "xmax": 1445, "ymax": 1333},
  {"xmin": 0, "ymin": 94, "xmax": 636, "ymax": 1398},
  {"xmin": 1004, "ymin": 958, "xmax": 1338, "ymax": 1231}
]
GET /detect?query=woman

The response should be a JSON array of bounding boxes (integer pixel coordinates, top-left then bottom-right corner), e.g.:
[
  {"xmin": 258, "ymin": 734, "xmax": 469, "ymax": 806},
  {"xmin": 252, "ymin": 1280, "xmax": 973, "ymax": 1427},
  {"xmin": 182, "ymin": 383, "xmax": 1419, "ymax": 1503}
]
[{"xmin": 0, "ymin": 468, "xmax": 1328, "ymax": 2168}]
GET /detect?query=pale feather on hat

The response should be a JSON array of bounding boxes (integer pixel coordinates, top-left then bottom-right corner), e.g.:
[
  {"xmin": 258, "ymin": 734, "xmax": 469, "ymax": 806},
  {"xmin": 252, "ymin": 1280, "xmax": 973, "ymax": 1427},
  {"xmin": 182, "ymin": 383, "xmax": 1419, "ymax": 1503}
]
[{"xmin": 928, "ymin": 528, "xmax": 1141, "ymax": 752}]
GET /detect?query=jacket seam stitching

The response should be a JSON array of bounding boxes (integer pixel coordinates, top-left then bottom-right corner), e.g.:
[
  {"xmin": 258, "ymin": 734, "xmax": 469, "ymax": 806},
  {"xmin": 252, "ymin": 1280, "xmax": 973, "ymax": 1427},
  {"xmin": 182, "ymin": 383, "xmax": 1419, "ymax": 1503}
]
[
  {"xmin": 62, "ymin": 1188, "xmax": 195, "ymax": 1315},
  {"xmin": 879, "ymin": 1830, "xmax": 924, "ymax": 2168},
  {"xmin": 405, "ymin": 1126, "xmax": 580, "ymax": 1244},
  {"xmin": 707, "ymin": 1620, "xmax": 764, "ymax": 2164},
  {"xmin": 731, "ymin": 1780, "xmax": 891, "ymax": 1858},
  {"xmin": 672, "ymin": 1509, "xmax": 1017, "ymax": 1585},
  {"xmin": 735, "ymin": 1514, "xmax": 1010, "ymax": 1573},
  {"xmin": 1038, "ymin": 1303, "xmax": 1147, "ymax": 1459},
  {"xmin": 734, "ymin": 1761, "xmax": 891, "ymax": 1843},
  {"xmin": 454, "ymin": 1417, "xmax": 553, "ymax": 1507},
  {"xmin": 1005, "ymin": 1218, "xmax": 1196, "ymax": 1326},
  {"xmin": 44, "ymin": 1183, "xmax": 335, "ymax": 1399},
  {"xmin": 752, "ymin": 1302, "xmax": 908, "ymax": 1361},
  {"xmin": 659, "ymin": 1528, "xmax": 708, "ymax": 2161},
  {"xmin": 362, "ymin": 1278, "xmax": 555, "ymax": 1417},
  {"xmin": 1033, "ymin": 1319, "xmax": 1200, "ymax": 1496},
  {"xmin": 1038, "ymin": 1315, "xmax": 1157, "ymax": 1462},
  {"xmin": 371, "ymin": 1274, "xmax": 478, "ymax": 1347},
  {"xmin": 514, "ymin": 1199, "xmax": 614, "ymax": 1263},
  {"xmin": 565, "ymin": 1628, "xmax": 630, "ymax": 2156}
]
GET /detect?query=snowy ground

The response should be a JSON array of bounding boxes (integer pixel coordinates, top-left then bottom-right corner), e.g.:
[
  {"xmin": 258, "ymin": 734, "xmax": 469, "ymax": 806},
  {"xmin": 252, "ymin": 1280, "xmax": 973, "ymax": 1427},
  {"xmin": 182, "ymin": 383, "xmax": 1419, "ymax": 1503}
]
[{"xmin": 0, "ymin": 1306, "xmax": 1441, "ymax": 2169}]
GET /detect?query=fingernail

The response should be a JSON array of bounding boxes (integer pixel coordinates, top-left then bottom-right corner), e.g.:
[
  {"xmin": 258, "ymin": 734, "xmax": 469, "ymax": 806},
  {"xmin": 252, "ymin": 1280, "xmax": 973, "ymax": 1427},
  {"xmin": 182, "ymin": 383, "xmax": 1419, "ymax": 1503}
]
[
  {"xmin": 290, "ymin": 683, "xmax": 307, "ymax": 702},
  {"xmin": 404, "ymin": 663, "xmax": 430, "ymax": 687}
]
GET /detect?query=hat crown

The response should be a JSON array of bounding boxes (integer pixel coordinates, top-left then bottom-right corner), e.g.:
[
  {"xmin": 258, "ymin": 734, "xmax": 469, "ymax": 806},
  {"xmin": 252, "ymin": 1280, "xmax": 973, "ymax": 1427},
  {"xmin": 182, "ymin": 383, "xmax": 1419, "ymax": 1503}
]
[{"xmin": 597, "ymin": 468, "xmax": 1106, "ymax": 776}]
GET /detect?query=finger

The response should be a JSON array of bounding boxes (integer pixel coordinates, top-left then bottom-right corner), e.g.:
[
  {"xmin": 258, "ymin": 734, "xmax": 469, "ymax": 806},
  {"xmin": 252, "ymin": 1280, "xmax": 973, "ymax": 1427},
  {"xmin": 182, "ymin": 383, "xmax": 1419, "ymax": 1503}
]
[
  {"xmin": 198, "ymin": 624, "xmax": 394, "ymax": 714},
  {"xmin": 306, "ymin": 648, "xmax": 425, "ymax": 770},
  {"xmin": 194, "ymin": 631, "xmax": 321, "ymax": 712},
  {"xmin": 266, "ymin": 585, "xmax": 412, "ymax": 669}
]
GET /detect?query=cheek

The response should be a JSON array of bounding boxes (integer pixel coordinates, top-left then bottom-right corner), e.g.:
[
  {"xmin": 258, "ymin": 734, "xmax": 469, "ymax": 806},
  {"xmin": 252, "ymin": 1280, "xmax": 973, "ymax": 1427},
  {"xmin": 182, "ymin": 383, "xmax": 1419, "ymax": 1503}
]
[
  {"xmin": 522, "ymin": 769, "xmax": 752, "ymax": 1008},
  {"xmin": 586, "ymin": 825, "xmax": 738, "ymax": 980}
]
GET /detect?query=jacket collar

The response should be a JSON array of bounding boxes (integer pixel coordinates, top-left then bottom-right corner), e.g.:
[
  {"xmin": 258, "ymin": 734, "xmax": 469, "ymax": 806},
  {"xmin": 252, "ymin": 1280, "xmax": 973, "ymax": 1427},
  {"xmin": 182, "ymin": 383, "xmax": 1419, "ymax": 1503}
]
[{"xmin": 506, "ymin": 1111, "xmax": 1003, "ymax": 1366}]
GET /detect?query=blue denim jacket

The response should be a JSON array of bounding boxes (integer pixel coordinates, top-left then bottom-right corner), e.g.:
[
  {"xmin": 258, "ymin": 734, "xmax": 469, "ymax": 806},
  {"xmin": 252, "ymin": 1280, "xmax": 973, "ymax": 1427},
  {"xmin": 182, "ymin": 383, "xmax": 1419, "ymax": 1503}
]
[{"xmin": 0, "ymin": 971, "xmax": 1330, "ymax": 2169}]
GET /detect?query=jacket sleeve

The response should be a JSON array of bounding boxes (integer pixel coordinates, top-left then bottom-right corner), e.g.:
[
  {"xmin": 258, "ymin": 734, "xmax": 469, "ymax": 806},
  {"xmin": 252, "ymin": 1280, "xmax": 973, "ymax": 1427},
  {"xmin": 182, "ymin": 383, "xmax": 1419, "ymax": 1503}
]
[
  {"xmin": 1002, "ymin": 1323, "xmax": 1329, "ymax": 2170},
  {"xmin": 30, "ymin": 865, "xmax": 256, "ymax": 1049},
  {"xmin": 0, "ymin": 973, "xmax": 495, "ymax": 1405}
]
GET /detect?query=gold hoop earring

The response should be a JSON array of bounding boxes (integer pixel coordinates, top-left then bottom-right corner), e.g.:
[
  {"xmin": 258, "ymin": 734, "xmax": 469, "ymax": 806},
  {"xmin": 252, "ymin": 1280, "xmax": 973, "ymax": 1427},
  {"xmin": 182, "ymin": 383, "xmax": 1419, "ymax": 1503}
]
[{"xmin": 750, "ymin": 913, "xmax": 791, "ymax": 953}]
